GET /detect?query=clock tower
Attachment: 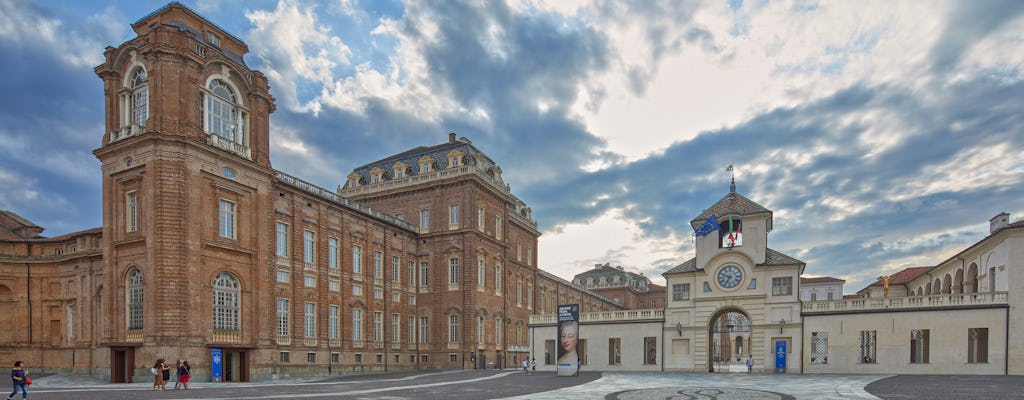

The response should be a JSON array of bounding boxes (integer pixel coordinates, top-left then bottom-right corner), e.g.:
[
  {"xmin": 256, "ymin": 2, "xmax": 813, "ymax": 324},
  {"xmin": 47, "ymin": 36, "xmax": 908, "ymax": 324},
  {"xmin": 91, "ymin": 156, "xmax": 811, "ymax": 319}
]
[{"xmin": 662, "ymin": 183, "xmax": 804, "ymax": 373}]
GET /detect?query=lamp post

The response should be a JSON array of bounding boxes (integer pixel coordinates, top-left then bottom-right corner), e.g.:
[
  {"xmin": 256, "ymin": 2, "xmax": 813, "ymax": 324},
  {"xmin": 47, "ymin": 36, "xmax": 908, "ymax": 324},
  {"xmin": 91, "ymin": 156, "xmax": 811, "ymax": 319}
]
[
  {"xmin": 676, "ymin": 322, "xmax": 682, "ymax": 336},
  {"xmin": 778, "ymin": 318, "xmax": 785, "ymax": 334}
]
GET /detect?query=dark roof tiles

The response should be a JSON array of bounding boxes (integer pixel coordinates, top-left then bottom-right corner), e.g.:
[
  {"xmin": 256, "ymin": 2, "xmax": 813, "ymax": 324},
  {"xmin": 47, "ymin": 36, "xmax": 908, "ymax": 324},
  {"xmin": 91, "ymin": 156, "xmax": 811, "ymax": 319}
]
[{"xmin": 691, "ymin": 191, "xmax": 772, "ymax": 224}]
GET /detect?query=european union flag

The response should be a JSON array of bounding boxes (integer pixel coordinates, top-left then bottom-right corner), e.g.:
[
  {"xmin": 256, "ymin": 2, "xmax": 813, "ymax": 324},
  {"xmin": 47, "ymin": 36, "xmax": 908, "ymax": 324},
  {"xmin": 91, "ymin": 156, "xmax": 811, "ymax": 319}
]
[{"xmin": 694, "ymin": 215, "xmax": 718, "ymax": 237}]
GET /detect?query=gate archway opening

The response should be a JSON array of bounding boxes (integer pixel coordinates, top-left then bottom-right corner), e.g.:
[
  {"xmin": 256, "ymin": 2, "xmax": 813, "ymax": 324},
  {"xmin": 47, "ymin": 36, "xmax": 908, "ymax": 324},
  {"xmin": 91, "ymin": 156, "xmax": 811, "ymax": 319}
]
[{"xmin": 708, "ymin": 308, "xmax": 751, "ymax": 372}]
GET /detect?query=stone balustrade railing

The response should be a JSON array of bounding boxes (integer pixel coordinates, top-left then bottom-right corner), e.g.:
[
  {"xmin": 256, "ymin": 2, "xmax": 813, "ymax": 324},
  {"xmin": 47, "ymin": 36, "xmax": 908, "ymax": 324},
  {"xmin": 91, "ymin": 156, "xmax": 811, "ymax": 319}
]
[
  {"xmin": 529, "ymin": 308, "xmax": 665, "ymax": 325},
  {"xmin": 274, "ymin": 170, "xmax": 417, "ymax": 232},
  {"xmin": 801, "ymin": 291, "xmax": 1008, "ymax": 313}
]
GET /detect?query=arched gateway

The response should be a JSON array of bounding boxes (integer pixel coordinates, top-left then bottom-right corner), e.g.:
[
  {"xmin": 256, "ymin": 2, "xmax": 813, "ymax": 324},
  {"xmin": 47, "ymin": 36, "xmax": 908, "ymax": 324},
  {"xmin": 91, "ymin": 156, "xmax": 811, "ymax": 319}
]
[{"xmin": 708, "ymin": 308, "xmax": 752, "ymax": 372}]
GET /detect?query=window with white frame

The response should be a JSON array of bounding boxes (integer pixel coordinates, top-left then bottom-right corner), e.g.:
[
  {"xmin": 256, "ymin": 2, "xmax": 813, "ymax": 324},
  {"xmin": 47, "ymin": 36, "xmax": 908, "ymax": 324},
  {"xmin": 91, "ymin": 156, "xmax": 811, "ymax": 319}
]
[
  {"xmin": 277, "ymin": 298, "xmax": 290, "ymax": 337},
  {"xmin": 419, "ymin": 316, "xmax": 429, "ymax": 343},
  {"xmin": 352, "ymin": 309, "xmax": 363, "ymax": 341},
  {"xmin": 477, "ymin": 207, "xmax": 484, "ymax": 231},
  {"xmin": 495, "ymin": 317, "xmax": 502, "ymax": 344},
  {"xmin": 328, "ymin": 279, "xmax": 340, "ymax": 292},
  {"xmin": 303, "ymin": 230, "xmax": 315, "ymax": 266},
  {"xmin": 495, "ymin": 265, "xmax": 502, "ymax": 295},
  {"xmin": 408, "ymin": 294, "xmax": 415, "ymax": 305},
  {"xmin": 477, "ymin": 315, "xmax": 485, "ymax": 343},
  {"xmin": 408, "ymin": 316, "xmax": 416, "ymax": 344},
  {"xmin": 127, "ymin": 268, "xmax": 143, "ymax": 330},
  {"xmin": 307, "ymin": 352, "xmax": 316, "ymax": 363},
  {"xmin": 421, "ymin": 262, "xmax": 429, "ymax": 287},
  {"xmin": 408, "ymin": 261, "xmax": 416, "ymax": 284},
  {"xmin": 304, "ymin": 275, "xmax": 315, "ymax": 288},
  {"xmin": 374, "ymin": 312, "xmax": 383, "ymax": 343},
  {"xmin": 304, "ymin": 302, "xmax": 316, "ymax": 338},
  {"xmin": 374, "ymin": 251, "xmax": 383, "ymax": 279},
  {"xmin": 374, "ymin": 287, "xmax": 383, "ymax": 299},
  {"xmin": 516, "ymin": 281, "xmax": 523, "ymax": 306},
  {"xmin": 328, "ymin": 237, "xmax": 339, "ymax": 271},
  {"xmin": 352, "ymin": 284, "xmax": 362, "ymax": 296},
  {"xmin": 420, "ymin": 209, "xmax": 429, "ymax": 230},
  {"xmin": 527, "ymin": 285, "xmax": 533, "ymax": 309},
  {"xmin": 495, "ymin": 217, "xmax": 502, "ymax": 240},
  {"xmin": 516, "ymin": 241, "xmax": 522, "ymax": 261},
  {"xmin": 672, "ymin": 283, "xmax": 690, "ymax": 301},
  {"xmin": 128, "ymin": 67, "xmax": 148, "ymax": 126},
  {"xmin": 527, "ymin": 246, "xmax": 532, "ymax": 265},
  {"xmin": 449, "ymin": 257, "xmax": 459, "ymax": 286},
  {"xmin": 276, "ymin": 222, "xmax": 288, "ymax": 257},
  {"xmin": 276, "ymin": 270, "xmax": 289, "ymax": 283},
  {"xmin": 448, "ymin": 314, "xmax": 459, "ymax": 343},
  {"xmin": 392, "ymin": 256, "xmax": 400, "ymax": 283},
  {"xmin": 810, "ymin": 331, "xmax": 828, "ymax": 363},
  {"xmin": 772, "ymin": 277, "xmax": 793, "ymax": 296},
  {"xmin": 392, "ymin": 314, "xmax": 400, "ymax": 343},
  {"xmin": 328, "ymin": 306, "xmax": 339, "ymax": 340},
  {"xmin": 352, "ymin": 245, "xmax": 362, "ymax": 274},
  {"xmin": 218, "ymin": 199, "xmax": 235, "ymax": 238},
  {"xmin": 910, "ymin": 329, "xmax": 929, "ymax": 364},
  {"xmin": 212, "ymin": 272, "xmax": 240, "ymax": 331},
  {"xmin": 859, "ymin": 330, "xmax": 877, "ymax": 363},
  {"xmin": 477, "ymin": 259, "xmax": 485, "ymax": 288},
  {"xmin": 609, "ymin": 338, "xmax": 622, "ymax": 365},
  {"xmin": 391, "ymin": 291, "xmax": 400, "ymax": 302},
  {"xmin": 126, "ymin": 191, "xmax": 138, "ymax": 232},
  {"xmin": 449, "ymin": 204, "xmax": 459, "ymax": 229},
  {"xmin": 202, "ymin": 79, "xmax": 247, "ymax": 147}
]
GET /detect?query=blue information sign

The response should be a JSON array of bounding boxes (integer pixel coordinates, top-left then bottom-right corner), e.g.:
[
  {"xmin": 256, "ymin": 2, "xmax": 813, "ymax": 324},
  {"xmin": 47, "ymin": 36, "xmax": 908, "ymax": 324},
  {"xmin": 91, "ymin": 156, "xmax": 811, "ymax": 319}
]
[
  {"xmin": 211, "ymin": 347, "xmax": 223, "ymax": 382},
  {"xmin": 775, "ymin": 341, "xmax": 787, "ymax": 372}
]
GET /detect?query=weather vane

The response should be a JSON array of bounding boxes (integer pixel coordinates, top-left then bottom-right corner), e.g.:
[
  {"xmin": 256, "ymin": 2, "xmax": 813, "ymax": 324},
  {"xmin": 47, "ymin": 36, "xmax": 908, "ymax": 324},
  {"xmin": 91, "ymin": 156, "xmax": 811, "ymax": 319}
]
[{"xmin": 727, "ymin": 164, "xmax": 735, "ymax": 193}]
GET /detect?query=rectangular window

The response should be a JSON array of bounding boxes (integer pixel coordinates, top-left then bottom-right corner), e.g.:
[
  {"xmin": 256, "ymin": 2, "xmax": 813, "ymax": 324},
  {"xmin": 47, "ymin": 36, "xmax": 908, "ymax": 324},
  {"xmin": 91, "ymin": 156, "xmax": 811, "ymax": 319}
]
[
  {"xmin": 304, "ymin": 275, "xmax": 316, "ymax": 288},
  {"xmin": 328, "ymin": 305, "xmax": 339, "ymax": 340},
  {"xmin": 449, "ymin": 258, "xmax": 460, "ymax": 285},
  {"xmin": 392, "ymin": 256, "xmax": 400, "ymax": 283},
  {"xmin": 643, "ymin": 337, "xmax": 657, "ymax": 365},
  {"xmin": 477, "ymin": 207, "xmax": 484, "ymax": 231},
  {"xmin": 331, "ymin": 353, "xmax": 340, "ymax": 364},
  {"xmin": 392, "ymin": 291, "xmax": 400, "ymax": 302},
  {"xmin": 859, "ymin": 330, "xmax": 877, "ymax": 363},
  {"xmin": 126, "ymin": 191, "xmax": 138, "ymax": 232},
  {"xmin": 408, "ymin": 261, "xmax": 416, "ymax": 284},
  {"xmin": 328, "ymin": 279, "xmax": 340, "ymax": 292},
  {"xmin": 910, "ymin": 329, "xmax": 929, "ymax": 364},
  {"xmin": 374, "ymin": 251, "xmax": 383, "ymax": 279},
  {"xmin": 374, "ymin": 312, "xmax": 383, "ymax": 343},
  {"xmin": 352, "ymin": 284, "xmax": 363, "ymax": 296},
  {"xmin": 421, "ymin": 262, "xmax": 429, "ymax": 287},
  {"xmin": 477, "ymin": 259, "xmax": 486, "ymax": 288},
  {"xmin": 968, "ymin": 328, "xmax": 989, "ymax": 363},
  {"xmin": 516, "ymin": 241, "xmax": 522, "ymax": 261},
  {"xmin": 495, "ymin": 217, "xmax": 502, "ymax": 240},
  {"xmin": 449, "ymin": 204, "xmax": 459, "ymax": 229},
  {"xmin": 772, "ymin": 277, "xmax": 793, "ymax": 296},
  {"xmin": 516, "ymin": 281, "xmax": 523, "ymax": 306},
  {"xmin": 449, "ymin": 354, "xmax": 457, "ymax": 363},
  {"xmin": 408, "ymin": 316, "xmax": 416, "ymax": 344},
  {"xmin": 303, "ymin": 230, "xmax": 315, "ymax": 265},
  {"xmin": 307, "ymin": 352, "xmax": 316, "ymax": 363},
  {"xmin": 408, "ymin": 294, "xmax": 416, "ymax": 305},
  {"xmin": 495, "ymin": 317, "xmax": 502, "ymax": 344},
  {"xmin": 276, "ymin": 222, "xmax": 289, "ymax": 257},
  {"xmin": 392, "ymin": 314, "xmax": 400, "ymax": 343},
  {"xmin": 495, "ymin": 265, "xmax": 502, "ymax": 295},
  {"xmin": 277, "ymin": 298, "xmax": 290, "ymax": 336},
  {"xmin": 374, "ymin": 287, "xmax": 383, "ymax": 299},
  {"xmin": 304, "ymin": 302, "xmax": 316, "ymax": 338},
  {"xmin": 352, "ymin": 309, "xmax": 363, "ymax": 341},
  {"xmin": 672, "ymin": 283, "xmax": 690, "ymax": 301},
  {"xmin": 352, "ymin": 245, "xmax": 362, "ymax": 274},
  {"xmin": 810, "ymin": 332, "xmax": 828, "ymax": 363},
  {"xmin": 527, "ymin": 285, "xmax": 533, "ymax": 310},
  {"xmin": 527, "ymin": 246, "xmax": 532, "ymax": 266},
  {"xmin": 328, "ymin": 237, "xmax": 339, "ymax": 270},
  {"xmin": 420, "ymin": 316, "xmax": 429, "ymax": 343},
  {"xmin": 544, "ymin": 340, "xmax": 555, "ymax": 364},
  {"xmin": 448, "ymin": 315, "xmax": 459, "ymax": 343},
  {"xmin": 420, "ymin": 209, "xmax": 429, "ymax": 230},
  {"xmin": 276, "ymin": 270, "xmax": 290, "ymax": 283},
  {"xmin": 355, "ymin": 354, "xmax": 363, "ymax": 363},
  {"xmin": 218, "ymin": 199, "xmax": 235, "ymax": 238},
  {"xmin": 280, "ymin": 352, "xmax": 290, "ymax": 363},
  {"xmin": 609, "ymin": 338, "xmax": 622, "ymax": 365}
]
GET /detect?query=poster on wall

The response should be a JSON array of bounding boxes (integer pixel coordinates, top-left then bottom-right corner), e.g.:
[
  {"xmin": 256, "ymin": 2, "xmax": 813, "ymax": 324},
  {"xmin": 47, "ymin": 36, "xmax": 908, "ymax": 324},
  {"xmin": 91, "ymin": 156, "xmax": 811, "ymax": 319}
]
[
  {"xmin": 211, "ymin": 347, "xmax": 223, "ymax": 382},
  {"xmin": 556, "ymin": 304, "xmax": 579, "ymax": 377}
]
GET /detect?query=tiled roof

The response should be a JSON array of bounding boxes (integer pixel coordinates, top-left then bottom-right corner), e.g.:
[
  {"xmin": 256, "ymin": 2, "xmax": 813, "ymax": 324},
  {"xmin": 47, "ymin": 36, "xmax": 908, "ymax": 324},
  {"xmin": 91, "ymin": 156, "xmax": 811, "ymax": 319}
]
[
  {"xmin": 663, "ymin": 248, "xmax": 803, "ymax": 275},
  {"xmin": 690, "ymin": 191, "xmax": 771, "ymax": 225},
  {"xmin": 860, "ymin": 266, "xmax": 932, "ymax": 292},
  {"xmin": 0, "ymin": 210, "xmax": 40, "ymax": 229},
  {"xmin": 345, "ymin": 138, "xmax": 498, "ymax": 186},
  {"xmin": 800, "ymin": 276, "xmax": 846, "ymax": 284}
]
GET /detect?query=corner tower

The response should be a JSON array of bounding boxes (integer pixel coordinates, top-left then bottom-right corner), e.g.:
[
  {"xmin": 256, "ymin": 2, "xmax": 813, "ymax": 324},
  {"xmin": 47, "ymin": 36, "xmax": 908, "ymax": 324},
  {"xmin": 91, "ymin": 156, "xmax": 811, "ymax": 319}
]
[{"xmin": 92, "ymin": 2, "xmax": 275, "ymax": 382}]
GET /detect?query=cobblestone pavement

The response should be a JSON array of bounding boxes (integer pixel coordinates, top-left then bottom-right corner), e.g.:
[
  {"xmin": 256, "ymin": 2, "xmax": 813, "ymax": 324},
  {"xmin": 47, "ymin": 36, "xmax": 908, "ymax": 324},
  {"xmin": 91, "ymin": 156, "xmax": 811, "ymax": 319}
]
[{"xmin": 5, "ymin": 370, "xmax": 899, "ymax": 400}]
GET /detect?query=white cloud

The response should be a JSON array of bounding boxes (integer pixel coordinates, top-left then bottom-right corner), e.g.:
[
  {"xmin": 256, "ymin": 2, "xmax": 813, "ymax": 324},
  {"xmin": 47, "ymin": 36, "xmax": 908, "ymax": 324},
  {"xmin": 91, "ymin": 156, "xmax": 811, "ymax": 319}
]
[{"xmin": 0, "ymin": 1, "xmax": 120, "ymax": 68}]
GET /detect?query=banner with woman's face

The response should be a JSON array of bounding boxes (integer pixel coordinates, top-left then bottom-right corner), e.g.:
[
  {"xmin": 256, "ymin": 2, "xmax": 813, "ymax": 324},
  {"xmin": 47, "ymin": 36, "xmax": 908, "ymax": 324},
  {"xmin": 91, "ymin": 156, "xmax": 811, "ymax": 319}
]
[{"xmin": 557, "ymin": 304, "xmax": 579, "ymax": 365}]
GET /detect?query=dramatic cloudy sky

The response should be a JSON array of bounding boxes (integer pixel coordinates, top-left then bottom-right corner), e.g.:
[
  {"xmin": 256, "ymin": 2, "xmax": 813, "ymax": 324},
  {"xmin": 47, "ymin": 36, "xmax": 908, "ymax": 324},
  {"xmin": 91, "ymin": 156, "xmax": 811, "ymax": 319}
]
[{"xmin": 2, "ymin": 0, "xmax": 1022, "ymax": 293}]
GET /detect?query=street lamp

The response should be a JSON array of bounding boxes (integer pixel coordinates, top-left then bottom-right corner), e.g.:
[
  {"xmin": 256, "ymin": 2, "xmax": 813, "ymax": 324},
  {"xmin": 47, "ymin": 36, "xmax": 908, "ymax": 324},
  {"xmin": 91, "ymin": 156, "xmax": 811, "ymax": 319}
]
[
  {"xmin": 676, "ymin": 322, "xmax": 683, "ymax": 336},
  {"xmin": 778, "ymin": 318, "xmax": 785, "ymax": 334}
]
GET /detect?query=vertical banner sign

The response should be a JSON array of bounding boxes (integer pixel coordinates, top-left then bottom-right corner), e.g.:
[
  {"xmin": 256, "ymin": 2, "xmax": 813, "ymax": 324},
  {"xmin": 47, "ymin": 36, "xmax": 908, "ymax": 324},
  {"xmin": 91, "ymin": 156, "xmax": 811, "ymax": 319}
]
[
  {"xmin": 211, "ymin": 347, "xmax": 223, "ymax": 382},
  {"xmin": 556, "ymin": 304, "xmax": 579, "ymax": 377},
  {"xmin": 775, "ymin": 341, "xmax": 787, "ymax": 373}
]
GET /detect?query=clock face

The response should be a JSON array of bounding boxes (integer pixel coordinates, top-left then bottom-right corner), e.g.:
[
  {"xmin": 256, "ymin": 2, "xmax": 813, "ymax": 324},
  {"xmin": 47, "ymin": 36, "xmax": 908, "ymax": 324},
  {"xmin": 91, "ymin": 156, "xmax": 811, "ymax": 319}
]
[{"xmin": 717, "ymin": 265, "xmax": 743, "ymax": 289}]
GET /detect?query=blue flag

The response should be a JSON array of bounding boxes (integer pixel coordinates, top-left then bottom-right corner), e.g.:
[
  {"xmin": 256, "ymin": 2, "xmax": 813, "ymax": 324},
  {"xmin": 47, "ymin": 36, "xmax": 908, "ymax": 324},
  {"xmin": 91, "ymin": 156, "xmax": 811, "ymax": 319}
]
[{"xmin": 694, "ymin": 215, "xmax": 718, "ymax": 237}]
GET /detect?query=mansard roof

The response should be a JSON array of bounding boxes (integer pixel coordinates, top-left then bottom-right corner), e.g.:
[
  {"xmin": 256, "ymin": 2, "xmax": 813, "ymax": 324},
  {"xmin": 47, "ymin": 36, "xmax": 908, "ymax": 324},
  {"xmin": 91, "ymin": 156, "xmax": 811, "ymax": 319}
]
[
  {"xmin": 663, "ymin": 248, "xmax": 804, "ymax": 275},
  {"xmin": 690, "ymin": 191, "xmax": 772, "ymax": 227},
  {"xmin": 344, "ymin": 136, "xmax": 498, "ymax": 186}
]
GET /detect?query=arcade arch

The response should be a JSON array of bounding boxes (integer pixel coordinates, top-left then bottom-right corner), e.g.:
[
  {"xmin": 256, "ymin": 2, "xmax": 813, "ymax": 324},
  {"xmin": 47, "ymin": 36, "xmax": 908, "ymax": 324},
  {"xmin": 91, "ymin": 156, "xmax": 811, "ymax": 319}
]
[{"xmin": 707, "ymin": 307, "xmax": 752, "ymax": 372}]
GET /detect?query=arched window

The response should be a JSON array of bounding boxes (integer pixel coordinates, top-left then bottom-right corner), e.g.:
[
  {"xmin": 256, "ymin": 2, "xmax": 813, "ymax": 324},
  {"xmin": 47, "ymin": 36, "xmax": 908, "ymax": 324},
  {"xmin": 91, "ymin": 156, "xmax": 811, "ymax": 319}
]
[
  {"xmin": 203, "ymin": 79, "xmax": 247, "ymax": 145},
  {"xmin": 213, "ymin": 272, "xmax": 240, "ymax": 331},
  {"xmin": 129, "ymin": 68, "xmax": 148, "ymax": 126},
  {"xmin": 127, "ymin": 268, "xmax": 144, "ymax": 330}
]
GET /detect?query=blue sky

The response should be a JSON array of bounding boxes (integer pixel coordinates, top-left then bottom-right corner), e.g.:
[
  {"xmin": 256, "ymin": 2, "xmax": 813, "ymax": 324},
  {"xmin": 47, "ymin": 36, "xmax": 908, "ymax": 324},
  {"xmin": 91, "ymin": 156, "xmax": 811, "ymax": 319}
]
[{"xmin": 1, "ymin": 0, "xmax": 1022, "ymax": 293}]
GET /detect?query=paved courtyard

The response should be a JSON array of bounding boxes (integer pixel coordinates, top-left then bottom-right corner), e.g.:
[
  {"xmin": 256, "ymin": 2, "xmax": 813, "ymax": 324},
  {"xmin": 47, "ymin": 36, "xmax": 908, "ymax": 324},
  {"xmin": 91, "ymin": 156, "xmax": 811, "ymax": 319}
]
[{"xmin": 12, "ymin": 370, "xmax": 1024, "ymax": 399}]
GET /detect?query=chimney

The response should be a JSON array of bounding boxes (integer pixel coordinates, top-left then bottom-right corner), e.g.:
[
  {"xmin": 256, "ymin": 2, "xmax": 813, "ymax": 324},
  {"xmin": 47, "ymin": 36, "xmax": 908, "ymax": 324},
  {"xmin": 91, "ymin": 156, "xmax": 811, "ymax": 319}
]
[
  {"xmin": 448, "ymin": 132, "xmax": 456, "ymax": 143},
  {"xmin": 990, "ymin": 212, "xmax": 1010, "ymax": 234}
]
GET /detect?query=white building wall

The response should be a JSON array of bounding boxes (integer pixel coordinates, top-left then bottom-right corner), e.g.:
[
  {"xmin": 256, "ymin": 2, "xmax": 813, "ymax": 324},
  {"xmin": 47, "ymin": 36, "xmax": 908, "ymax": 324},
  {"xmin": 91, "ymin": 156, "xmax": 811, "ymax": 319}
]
[{"xmin": 529, "ymin": 321, "xmax": 663, "ymax": 372}]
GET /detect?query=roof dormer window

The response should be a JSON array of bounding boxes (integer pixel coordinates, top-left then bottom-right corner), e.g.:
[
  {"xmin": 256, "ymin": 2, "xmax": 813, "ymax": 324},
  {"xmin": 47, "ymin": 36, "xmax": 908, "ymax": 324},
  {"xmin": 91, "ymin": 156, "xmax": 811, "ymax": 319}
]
[
  {"xmin": 369, "ymin": 167, "xmax": 386, "ymax": 184},
  {"xmin": 447, "ymin": 150, "xmax": 465, "ymax": 169},
  {"xmin": 206, "ymin": 32, "xmax": 221, "ymax": 49},
  {"xmin": 393, "ymin": 162, "xmax": 409, "ymax": 179},
  {"xmin": 347, "ymin": 172, "xmax": 362, "ymax": 188},
  {"xmin": 419, "ymin": 156, "xmax": 435, "ymax": 174}
]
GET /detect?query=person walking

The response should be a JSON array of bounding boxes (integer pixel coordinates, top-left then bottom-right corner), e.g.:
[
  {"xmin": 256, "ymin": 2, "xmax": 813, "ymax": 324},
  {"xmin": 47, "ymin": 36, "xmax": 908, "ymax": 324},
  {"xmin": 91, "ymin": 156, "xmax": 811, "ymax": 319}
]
[
  {"xmin": 160, "ymin": 360, "xmax": 171, "ymax": 390},
  {"xmin": 153, "ymin": 359, "xmax": 165, "ymax": 390},
  {"xmin": 179, "ymin": 360, "xmax": 192, "ymax": 390},
  {"xmin": 746, "ymin": 355, "xmax": 753, "ymax": 374},
  {"xmin": 530, "ymin": 358, "xmax": 536, "ymax": 375},
  {"xmin": 521, "ymin": 359, "xmax": 528, "ymax": 375},
  {"xmin": 173, "ymin": 360, "xmax": 183, "ymax": 390},
  {"xmin": 6, "ymin": 361, "xmax": 28, "ymax": 400}
]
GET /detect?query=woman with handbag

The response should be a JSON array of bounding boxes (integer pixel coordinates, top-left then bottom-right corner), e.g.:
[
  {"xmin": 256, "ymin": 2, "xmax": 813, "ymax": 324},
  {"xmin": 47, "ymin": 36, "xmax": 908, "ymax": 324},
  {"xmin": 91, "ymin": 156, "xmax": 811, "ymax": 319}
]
[
  {"xmin": 152, "ymin": 359, "xmax": 166, "ymax": 390},
  {"xmin": 5, "ymin": 361, "xmax": 28, "ymax": 400}
]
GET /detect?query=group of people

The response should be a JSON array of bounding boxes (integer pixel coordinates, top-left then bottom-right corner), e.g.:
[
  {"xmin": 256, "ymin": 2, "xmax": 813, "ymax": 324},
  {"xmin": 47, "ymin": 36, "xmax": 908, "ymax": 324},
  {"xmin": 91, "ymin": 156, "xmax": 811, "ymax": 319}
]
[
  {"xmin": 520, "ymin": 358, "xmax": 537, "ymax": 375},
  {"xmin": 152, "ymin": 359, "xmax": 192, "ymax": 390}
]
